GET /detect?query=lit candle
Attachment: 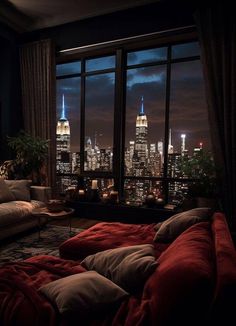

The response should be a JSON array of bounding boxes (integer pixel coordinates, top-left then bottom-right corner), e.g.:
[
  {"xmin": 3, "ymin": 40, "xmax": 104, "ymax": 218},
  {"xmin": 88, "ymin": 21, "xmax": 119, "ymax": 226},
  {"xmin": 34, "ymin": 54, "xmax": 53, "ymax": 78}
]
[
  {"xmin": 110, "ymin": 190, "xmax": 118, "ymax": 203},
  {"xmin": 102, "ymin": 193, "xmax": 108, "ymax": 199},
  {"xmin": 91, "ymin": 180, "xmax": 98, "ymax": 189},
  {"xmin": 79, "ymin": 190, "xmax": 85, "ymax": 195}
]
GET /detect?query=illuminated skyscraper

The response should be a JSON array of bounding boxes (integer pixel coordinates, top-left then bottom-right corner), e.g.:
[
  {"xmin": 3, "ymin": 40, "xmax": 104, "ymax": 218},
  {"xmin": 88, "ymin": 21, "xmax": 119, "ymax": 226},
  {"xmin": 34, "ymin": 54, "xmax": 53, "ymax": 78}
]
[
  {"xmin": 168, "ymin": 129, "xmax": 174, "ymax": 154},
  {"xmin": 56, "ymin": 94, "xmax": 71, "ymax": 173},
  {"xmin": 133, "ymin": 96, "xmax": 148, "ymax": 175},
  {"xmin": 56, "ymin": 94, "xmax": 70, "ymax": 152}
]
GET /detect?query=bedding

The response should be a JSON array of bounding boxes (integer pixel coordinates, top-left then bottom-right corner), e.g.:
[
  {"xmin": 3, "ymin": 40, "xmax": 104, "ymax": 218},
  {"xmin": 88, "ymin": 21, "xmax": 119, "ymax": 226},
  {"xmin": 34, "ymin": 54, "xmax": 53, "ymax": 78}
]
[
  {"xmin": 59, "ymin": 221, "xmax": 169, "ymax": 260},
  {"xmin": 0, "ymin": 212, "xmax": 235, "ymax": 326}
]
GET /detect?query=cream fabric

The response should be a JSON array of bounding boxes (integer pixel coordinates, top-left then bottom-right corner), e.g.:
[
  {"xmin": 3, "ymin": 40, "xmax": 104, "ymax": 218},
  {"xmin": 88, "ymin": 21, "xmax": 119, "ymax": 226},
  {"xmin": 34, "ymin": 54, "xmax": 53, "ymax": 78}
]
[
  {"xmin": 0, "ymin": 178, "xmax": 15, "ymax": 203},
  {"xmin": 5, "ymin": 180, "xmax": 31, "ymax": 201}
]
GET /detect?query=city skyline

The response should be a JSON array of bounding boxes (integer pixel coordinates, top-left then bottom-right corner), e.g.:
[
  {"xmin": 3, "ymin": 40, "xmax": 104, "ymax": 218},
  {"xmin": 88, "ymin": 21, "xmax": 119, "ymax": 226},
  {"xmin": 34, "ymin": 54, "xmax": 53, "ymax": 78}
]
[
  {"xmin": 56, "ymin": 92, "xmax": 209, "ymax": 156},
  {"xmin": 57, "ymin": 62, "xmax": 211, "ymax": 154}
]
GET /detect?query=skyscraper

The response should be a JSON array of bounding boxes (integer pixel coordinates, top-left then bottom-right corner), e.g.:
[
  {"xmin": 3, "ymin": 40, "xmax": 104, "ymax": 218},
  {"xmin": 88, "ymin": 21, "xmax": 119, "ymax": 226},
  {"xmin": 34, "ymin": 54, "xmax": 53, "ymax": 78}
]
[
  {"xmin": 56, "ymin": 94, "xmax": 71, "ymax": 173},
  {"xmin": 133, "ymin": 96, "xmax": 148, "ymax": 175}
]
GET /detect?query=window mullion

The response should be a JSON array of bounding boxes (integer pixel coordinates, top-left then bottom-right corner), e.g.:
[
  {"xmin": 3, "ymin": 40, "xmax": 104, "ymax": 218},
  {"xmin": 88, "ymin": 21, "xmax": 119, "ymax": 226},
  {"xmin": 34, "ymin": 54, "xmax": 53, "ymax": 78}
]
[
  {"xmin": 113, "ymin": 49, "xmax": 126, "ymax": 199},
  {"xmin": 80, "ymin": 59, "xmax": 86, "ymax": 181},
  {"xmin": 163, "ymin": 45, "xmax": 172, "ymax": 202}
]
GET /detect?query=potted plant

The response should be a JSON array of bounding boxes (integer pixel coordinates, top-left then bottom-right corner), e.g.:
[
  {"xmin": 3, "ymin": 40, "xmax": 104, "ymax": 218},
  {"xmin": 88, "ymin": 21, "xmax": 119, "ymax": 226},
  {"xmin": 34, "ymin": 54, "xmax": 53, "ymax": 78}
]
[
  {"xmin": 1, "ymin": 130, "xmax": 49, "ymax": 185},
  {"xmin": 179, "ymin": 150, "xmax": 219, "ymax": 208}
]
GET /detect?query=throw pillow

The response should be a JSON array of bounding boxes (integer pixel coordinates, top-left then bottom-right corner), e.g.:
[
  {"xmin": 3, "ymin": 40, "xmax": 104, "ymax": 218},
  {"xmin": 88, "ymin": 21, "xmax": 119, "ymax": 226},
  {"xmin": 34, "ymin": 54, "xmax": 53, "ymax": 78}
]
[
  {"xmin": 5, "ymin": 179, "xmax": 31, "ymax": 201},
  {"xmin": 39, "ymin": 271, "xmax": 128, "ymax": 318},
  {"xmin": 81, "ymin": 244, "xmax": 157, "ymax": 292},
  {"xmin": 0, "ymin": 178, "xmax": 15, "ymax": 203},
  {"xmin": 153, "ymin": 207, "xmax": 212, "ymax": 243}
]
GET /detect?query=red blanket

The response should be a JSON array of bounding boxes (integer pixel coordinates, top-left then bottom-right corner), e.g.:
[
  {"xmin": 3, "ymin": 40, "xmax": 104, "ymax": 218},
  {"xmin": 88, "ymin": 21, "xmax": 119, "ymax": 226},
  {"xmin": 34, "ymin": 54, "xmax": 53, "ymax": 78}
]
[
  {"xmin": 0, "ymin": 255, "xmax": 85, "ymax": 326},
  {"xmin": 0, "ymin": 255, "xmax": 152, "ymax": 326}
]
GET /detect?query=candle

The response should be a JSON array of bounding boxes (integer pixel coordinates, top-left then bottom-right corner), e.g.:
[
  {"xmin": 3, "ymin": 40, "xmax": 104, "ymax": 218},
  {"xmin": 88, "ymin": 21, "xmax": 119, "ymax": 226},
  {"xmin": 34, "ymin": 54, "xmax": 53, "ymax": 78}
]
[
  {"xmin": 91, "ymin": 180, "xmax": 98, "ymax": 189},
  {"xmin": 110, "ymin": 190, "xmax": 118, "ymax": 203},
  {"xmin": 78, "ymin": 189, "xmax": 85, "ymax": 201},
  {"xmin": 102, "ymin": 193, "xmax": 109, "ymax": 203}
]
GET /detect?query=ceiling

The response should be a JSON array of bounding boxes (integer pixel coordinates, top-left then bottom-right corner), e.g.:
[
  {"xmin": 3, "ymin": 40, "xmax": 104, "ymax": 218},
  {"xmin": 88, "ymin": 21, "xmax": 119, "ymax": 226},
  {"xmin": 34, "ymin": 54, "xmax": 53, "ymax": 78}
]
[{"xmin": 0, "ymin": 0, "xmax": 160, "ymax": 32}]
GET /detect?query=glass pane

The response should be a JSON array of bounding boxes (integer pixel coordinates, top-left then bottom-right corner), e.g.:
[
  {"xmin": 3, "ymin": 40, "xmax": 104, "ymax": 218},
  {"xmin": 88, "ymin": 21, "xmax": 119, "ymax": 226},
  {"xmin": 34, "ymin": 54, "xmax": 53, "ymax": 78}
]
[
  {"xmin": 125, "ymin": 65, "xmax": 166, "ymax": 179},
  {"xmin": 84, "ymin": 73, "xmax": 115, "ymax": 171},
  {"xmin": 56, "ymin": 175, "xmax": 78, "ymax": 195},
  {"xmin": 83, "ymin": 177, "xmax": 114, "ymax": 199},
  {"xmin": 168, "ymin": 180, "xmax": 190, "ymax": 206},
  {"xmin": 86, "ymin": 55, "xmax": 115, "ymax": 72},
  {"xmin": 127, "ymin": 47, "xmax": 167, "ymax": 66},
  {"xmin": 171, "ymin": 42, "xmax": 200, "ymax": 59},
  {"xmin": 124, "ymin": 179, "xmax": 164, "ymax": 206},
  {"xmin": 168, "ymin": 60, "xmax": 211, "ymax": 176},
  {"xmin": 56, "ymin": 61, "xmax": 81, "ymax": 76},
  {"xmin": 56, "ymin": 77, "xmax": 81, "ymax": 174}
]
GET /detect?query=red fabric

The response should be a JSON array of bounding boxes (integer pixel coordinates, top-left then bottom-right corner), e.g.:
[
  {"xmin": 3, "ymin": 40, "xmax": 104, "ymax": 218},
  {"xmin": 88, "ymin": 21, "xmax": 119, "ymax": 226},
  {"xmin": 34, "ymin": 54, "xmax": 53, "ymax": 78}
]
[
  {"xmin": 0, "ymin": 255, "xmax": 86, "ymax": 326},
  {"xmin": 1, "ymin": 213, "xmax": 236, "ymax": 326},
  {"xmin": 59, "ymin": 222, "xmax": 168, "ymax": 260},
  {"xmin": 142, "ymin": 221, "xmax": 215, "ymax": 326},
  {"xmin": 210, "ymin": 212, "xmax": 236, "ymax": 324}
]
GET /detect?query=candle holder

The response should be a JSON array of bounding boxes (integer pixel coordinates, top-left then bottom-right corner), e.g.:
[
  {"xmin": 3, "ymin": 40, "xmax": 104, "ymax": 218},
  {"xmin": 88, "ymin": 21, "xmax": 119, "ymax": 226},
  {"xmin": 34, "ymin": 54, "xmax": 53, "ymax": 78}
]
[
  {"xmin": 102, "ymin": 193, "xmax": 109, "ymax": 203},
  {"xmin": 88, "ymin": 189, "xmax": 100, "ymax": 202},
  {"xmin": 144, "ymin": 193, "xmax": 156, "ymax": 208},
  {"xmin": 109, "ymin": 190, "xmax": 119, "ymax": 204},
  {"xmin": 77, "ymin": 189, "xmax": 86, "ymax": 202}
]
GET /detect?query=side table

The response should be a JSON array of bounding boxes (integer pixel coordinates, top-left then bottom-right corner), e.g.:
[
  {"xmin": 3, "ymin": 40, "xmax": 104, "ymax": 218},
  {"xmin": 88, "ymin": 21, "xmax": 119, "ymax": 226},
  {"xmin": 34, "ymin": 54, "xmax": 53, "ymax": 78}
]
[{"xmin": 32, "ymin": 207, "xmax": 75, "ymax": 238}]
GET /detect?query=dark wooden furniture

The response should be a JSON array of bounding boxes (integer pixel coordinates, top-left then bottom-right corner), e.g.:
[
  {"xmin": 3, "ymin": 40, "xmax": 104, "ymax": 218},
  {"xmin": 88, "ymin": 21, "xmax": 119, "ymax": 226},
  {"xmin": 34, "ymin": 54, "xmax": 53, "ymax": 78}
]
[{"xmin": 66, "ymin": 201, "xmax": 181, "ymax": 224}]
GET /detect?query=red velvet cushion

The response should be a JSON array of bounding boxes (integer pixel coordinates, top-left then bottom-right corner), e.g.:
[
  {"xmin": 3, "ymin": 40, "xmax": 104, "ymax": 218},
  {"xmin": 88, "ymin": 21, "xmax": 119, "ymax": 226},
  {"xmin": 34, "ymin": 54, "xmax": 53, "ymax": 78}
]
[
  {"xmin": 142, "ymin": 221, "xmax": 215, "ymax": 326},
  {"xmin": 59, "ymin": 222, "xmax": 168, "ymax": 260},
  {"xmin": 210, "ymin": 212, "xmax": 236, "ymax": 324}
]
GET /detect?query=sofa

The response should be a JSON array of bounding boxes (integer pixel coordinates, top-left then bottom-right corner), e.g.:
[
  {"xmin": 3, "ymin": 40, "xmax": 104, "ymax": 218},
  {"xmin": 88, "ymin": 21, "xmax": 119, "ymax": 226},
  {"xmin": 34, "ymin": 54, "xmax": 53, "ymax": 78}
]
[
  {"xmin": 0, "ymin": 178, "xmax": 51, "ymax": 241},
  {"xmin": 0, "ymin": 211, "xmax": 235, "ymax": 326}
]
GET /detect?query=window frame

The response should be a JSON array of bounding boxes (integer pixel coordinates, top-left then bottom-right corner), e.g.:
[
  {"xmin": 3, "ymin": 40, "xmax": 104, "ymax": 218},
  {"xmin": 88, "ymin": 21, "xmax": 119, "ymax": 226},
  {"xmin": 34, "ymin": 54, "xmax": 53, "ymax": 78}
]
[{"xmin": 56, "ymin": 26, "xmax": 205, "ymax": 203}]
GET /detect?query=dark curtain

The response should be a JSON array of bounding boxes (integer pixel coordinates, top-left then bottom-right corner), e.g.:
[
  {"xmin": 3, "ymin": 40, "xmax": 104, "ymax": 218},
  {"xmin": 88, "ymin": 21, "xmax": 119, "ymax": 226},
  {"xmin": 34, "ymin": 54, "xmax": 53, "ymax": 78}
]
[
  {"xmin": 194, "ymin": 4, "xmax": 236, "ymax": 230},
  {"xmin": 19, "ymin": 39, "xmax": 56, "ymax": 190}
]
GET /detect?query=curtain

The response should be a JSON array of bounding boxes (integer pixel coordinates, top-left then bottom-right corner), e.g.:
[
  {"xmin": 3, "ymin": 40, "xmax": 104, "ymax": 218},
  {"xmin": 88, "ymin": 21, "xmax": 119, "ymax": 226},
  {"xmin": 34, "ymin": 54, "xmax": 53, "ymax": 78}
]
[
  {"xmin": 20, "ymin": 39, "xmax": 56, "ymax": 190},
  {"xmin": 194, "ymin": 4, "xmax": 236, "ymax": 230}
]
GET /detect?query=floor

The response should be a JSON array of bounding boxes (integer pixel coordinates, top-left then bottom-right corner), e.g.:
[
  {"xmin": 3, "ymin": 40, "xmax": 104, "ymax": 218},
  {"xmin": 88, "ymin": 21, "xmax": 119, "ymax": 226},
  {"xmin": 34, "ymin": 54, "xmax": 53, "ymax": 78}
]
[{"xmin": 49, "ymin": 216, "xmax": 100, "ymax": 229}]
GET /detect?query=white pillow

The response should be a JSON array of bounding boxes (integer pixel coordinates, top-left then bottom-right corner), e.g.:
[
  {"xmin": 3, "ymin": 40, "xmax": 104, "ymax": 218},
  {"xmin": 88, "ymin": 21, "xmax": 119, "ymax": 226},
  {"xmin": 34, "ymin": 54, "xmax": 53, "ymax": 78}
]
[
  {"xmin": 81, "ymin": 244, "xmax": 157, "ymax": 292},
  {"xmin": 39, "ymin": 271, "xmax": 128, "ymax": 317},
  {"xmin": 0, "ymin": 178, "xmax": 15, "ymax": 203},
  {"xmin": 153, "ymin": 207, "xmax": 212, "ymax": 243},
  {"xmin": 5, "ymin": 179, "xmax": 31, "ymax": 201}
]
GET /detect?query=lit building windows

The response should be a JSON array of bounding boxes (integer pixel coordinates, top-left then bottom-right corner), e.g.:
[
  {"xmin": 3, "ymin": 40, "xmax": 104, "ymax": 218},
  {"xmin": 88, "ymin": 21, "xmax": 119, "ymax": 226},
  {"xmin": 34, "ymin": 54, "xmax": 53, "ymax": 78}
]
[{"xmin": 56, "ymin": 36, "xmax": 212, "ymax": 206}]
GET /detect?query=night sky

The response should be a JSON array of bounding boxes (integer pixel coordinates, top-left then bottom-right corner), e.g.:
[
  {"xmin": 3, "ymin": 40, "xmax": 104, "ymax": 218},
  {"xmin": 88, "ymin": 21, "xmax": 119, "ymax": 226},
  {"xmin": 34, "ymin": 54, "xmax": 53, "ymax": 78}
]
[{"xmin": 56, "ymin": 42, "xmax": 211, "ymax": 155}]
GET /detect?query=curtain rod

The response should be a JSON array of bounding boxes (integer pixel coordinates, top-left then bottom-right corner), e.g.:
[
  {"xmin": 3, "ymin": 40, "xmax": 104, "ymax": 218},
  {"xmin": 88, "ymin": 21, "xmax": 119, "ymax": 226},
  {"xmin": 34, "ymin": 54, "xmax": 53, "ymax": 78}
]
[{"xmin": 59, "ymin": 25, "xmax": 196, "ymax": 54}]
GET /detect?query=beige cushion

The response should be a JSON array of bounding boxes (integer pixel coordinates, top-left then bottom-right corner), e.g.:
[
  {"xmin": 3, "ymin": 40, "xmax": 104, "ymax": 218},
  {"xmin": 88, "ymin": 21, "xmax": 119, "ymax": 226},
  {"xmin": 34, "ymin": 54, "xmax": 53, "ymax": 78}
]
[
  {"xmin": 153, "ymin": 207, "xmax": 212, "ymax": 243},
  {"xmin": 81, "ymin": 244, "xmax": 157, "ymax": 292},
  {"xmin": 39, "ymin": 271, "xmax": 128, "ymax": 317},
  {"xmin": 5, "ymin": 180, "xmax": 31, "ymax": 201},
  {"xmin": 0, "ymin": 178, "xmax": 15, "ymax": 203}
]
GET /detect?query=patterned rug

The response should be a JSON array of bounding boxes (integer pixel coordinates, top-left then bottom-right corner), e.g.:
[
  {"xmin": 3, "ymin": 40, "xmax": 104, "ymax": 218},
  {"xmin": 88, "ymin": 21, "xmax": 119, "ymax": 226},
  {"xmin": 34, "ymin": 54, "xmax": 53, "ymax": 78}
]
[{"xmin": 0, "ymin": 225, "xmax": 83, "ymax": 266}]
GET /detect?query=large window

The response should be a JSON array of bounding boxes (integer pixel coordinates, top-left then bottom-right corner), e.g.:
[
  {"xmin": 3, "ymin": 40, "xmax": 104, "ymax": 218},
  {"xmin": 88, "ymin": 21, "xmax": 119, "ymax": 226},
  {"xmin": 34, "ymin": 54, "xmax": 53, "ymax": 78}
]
[{"xmin": 56, "ymin": 34, "xmax": 212, "ymax": 206}]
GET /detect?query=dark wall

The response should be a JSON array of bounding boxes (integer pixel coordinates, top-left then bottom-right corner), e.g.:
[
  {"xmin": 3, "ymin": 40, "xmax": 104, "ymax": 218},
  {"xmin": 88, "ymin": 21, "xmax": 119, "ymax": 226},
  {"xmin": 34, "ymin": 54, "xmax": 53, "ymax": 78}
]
[
  {"xmin": 21, "ymin": 2, "xmax": 195, "ymax": 51},
  {"xmin": 0, "ymin": 23, "xmax": 22, "ymax": 161}
]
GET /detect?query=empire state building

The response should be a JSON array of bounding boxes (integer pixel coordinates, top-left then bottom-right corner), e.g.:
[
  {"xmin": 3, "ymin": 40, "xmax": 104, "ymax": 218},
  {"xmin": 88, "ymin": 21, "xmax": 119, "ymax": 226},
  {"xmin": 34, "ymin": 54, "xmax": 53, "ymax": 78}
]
[
  {"xmin": 133, "ymin": 96, "xmax": 148, "ymax": 175},
  {"xmin": 56, "ymin": 94, "xmax": 71, "ymax": 173}
]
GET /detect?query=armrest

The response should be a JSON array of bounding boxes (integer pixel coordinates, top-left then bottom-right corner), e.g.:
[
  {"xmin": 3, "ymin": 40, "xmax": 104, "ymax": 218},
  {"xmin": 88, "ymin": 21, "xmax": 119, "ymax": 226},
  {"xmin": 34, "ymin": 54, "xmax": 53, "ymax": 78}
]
[{"xmin": 30, "ymin": 186, "xmax": 52, "ymax": 203}]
